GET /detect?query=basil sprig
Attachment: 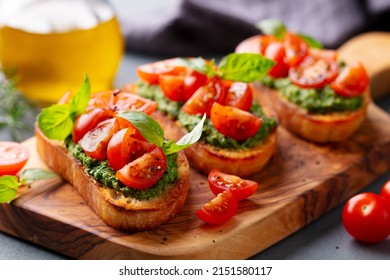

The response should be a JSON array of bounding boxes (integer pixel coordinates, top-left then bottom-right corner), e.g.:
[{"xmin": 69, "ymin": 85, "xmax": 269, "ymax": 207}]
[
  {"xmin": 255, "ymin": 18, "xmax": 323, "ymax": 49},
  {"xmin": 37, "ymin": 75, "xmax": 90, "ymax": 140},
  {"xmin": 178, "ymin": 53, "xmax": 275, "ymax": 83},
  {"xmin": 0, "ymin": 169, "xmax": 58, "ymax": 203},
  {"xmin": 117, "ymin": 111, "xmax": 206, "ymax": 155}
]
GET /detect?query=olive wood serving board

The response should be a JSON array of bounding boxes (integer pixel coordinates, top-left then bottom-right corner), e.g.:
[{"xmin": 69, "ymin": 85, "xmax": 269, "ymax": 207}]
[{"xmin": 1, "ymin": 32, "xmax": 390, "ymax": 259}]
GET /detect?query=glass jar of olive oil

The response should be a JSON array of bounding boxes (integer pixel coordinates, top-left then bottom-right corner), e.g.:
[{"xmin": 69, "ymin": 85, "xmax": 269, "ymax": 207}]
[{"xmin": 0, "ymin": 0, "xmax": 124, "ymax": 104}]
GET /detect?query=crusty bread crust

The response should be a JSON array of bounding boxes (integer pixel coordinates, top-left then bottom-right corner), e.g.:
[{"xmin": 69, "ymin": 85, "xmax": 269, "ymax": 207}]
[
  {"xmin": 35, "ymin": 127, "xmax": 190, "ymax": 232},
  {"xmin": 264, "ymin": 87, "xmax": 370, "ymax": 143}
]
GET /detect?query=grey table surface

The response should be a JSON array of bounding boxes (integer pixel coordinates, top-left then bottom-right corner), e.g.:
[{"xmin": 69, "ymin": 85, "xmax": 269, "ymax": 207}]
[{"xmin": 1, "ymin": 0, "xmax": 390, "ymax": 260}]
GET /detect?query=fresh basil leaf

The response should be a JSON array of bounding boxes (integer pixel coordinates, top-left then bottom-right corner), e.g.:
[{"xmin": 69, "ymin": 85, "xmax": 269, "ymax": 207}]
[
  {"xmin": 19, "ymin": 168, "xmax": 58, "ymax": 185},
  {"xmin": 217, "ymin": 53, "xmax": 275, "ymax": 83},
  {"xmin": 163, "ymin": 114, "xmax": 206, "ymax": 155},
  {"xmin": 69, "ymin": 75, "xmax": 91, "ymax": 119},
  {"xmin": 297, "ymin": 33, "xmax": 323, "ymax": 49},
  {"xmin": 0, "ymin": 175, "xmax": 20, "ymax": 203},
  {"xmin": 37, "ymin": 104, "xmax": 73, "ymax": 140},
  {"xmin": 256, "ymin": 19, "xmax": 287, "ymax": 39},
  {"xmin": 117, "ymin": 111, "xmax": 164, "ymax": 147},
  {"xmin": 177, "ymin": 57, "xmax": 217, "ymax": 77}
]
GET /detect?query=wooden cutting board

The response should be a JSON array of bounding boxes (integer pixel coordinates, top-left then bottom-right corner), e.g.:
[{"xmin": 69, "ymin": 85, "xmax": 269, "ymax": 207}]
[{"xmin": 1, "ymin": 32, "xmax": 390, "ymax": 260}]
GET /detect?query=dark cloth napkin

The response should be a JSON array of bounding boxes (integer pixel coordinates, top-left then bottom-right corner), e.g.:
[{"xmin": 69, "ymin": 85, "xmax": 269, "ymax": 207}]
[{"xmin": 122, "ymin": 0, "xmax": 390, "ymax": 56}]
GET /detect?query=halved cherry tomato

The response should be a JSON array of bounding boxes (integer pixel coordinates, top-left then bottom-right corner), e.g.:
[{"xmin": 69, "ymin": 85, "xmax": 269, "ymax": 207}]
[
  {"xmin": 283, "ymin": 32, "xmax": 309, "ymax": 67},
  {"xmin": 259, "ymin": 35, "xmax": 275, "ymax": 55},
  {"xmin": 182, "ymin": 77, "xmax": 226, "ymax": 117},
  {"xmin": 116, "ymin": 147, "xmax": 166, "ymax": 190},
  {"xmin": 330, "ymin": 63, "xmax": 369, "ymax": 97},
  {"xmin": 264, "ymin": 42, "xmax": 289, "ymax": 78},
  {"xmin": 72, "ymin": 108, "xmax": 113, "ymax": 144},
  {"xmin": 0, "ymin": 142, "xmax": 29, "ymax": 176},
  {"xmin": 208, "ymin": 169, "xmax": 258, "ymax": 201},
  {"xmin": 289, "ymin": 55, "xmax": 339, "ymax": 89},
  {"xmin": 136, "ymin": 58, "xmax": 180, "ymax": 85},
  {"xmin": 380, "ymin": 180, "xmax": 390, "ymax": 205},
  {"xmin": 210, "ymin": 102, "xmax": 262, "ymax": 141},
  {"xmin": 79, "ymin": 118, "xmax": 120, "ymax": 160},
  {"xmin": 224, "ymin": 82, "xmax": 253, "ymax": 111},
  {"xmin": 87, "ymin": 90, "xmax": 115, "ymax": 110},
  {"xmin": 196, "ymin": 190, "xmax": 238, "ymax": 225},
  {"xmin": 159, "ymin": 68, "xmax": 208, "ymax": 102},
  {"xmin": 342, "ymin": 192, "xmax": 390, "ymax": 243},
  {"xmin": 111, "ymin": 91, "xmax": 157, "ymax": 115},
  {"xmin": 309, "ymin": 48, "xmax": 338, "ymax": 61},
  {"xmin": 107, "ymin": 128, "xmax": 156, "ymax": 171}
]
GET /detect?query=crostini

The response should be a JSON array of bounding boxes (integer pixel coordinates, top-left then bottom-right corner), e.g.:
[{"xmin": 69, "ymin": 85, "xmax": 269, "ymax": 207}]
[
  {"xmin": 236, "ymin": 20, "xmax": 370, "ymax": 143},
  {"xmin": 124, "ymin": 54, "xmax": 278, "ymax": 177},
  {"xmin": 36, "ymin": 77, "xmax": 204, "ymax": 231}
]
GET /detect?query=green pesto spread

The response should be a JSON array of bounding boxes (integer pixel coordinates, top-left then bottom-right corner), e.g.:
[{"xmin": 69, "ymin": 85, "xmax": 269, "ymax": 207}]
[
  {"xmin": 67, "ymin": 141, "xmax": 178, "ymax": 201},
  {"xmin": 261, "ymin": 76, "xmax": 363, "ymax": 114},
  {"xmin": 136, "ymin": 81, "xmax": 183, "ymax": 118},
  {"xmin": 178, "ymin": 102, "xmax": 277, "ymax": 150}
]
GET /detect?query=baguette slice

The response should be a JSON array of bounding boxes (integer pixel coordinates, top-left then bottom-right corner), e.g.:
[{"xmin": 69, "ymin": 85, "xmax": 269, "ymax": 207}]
[
  {"xmin": 35, "ymin": 127, "xmax": 190, "ymax": 232},
  {"xmin": 151, "ymin": 111, "xmax": 277, "ymax": 177},
  {"xmin": 261, "ymin": 85, "xmax": 370, "ymax": 143}
]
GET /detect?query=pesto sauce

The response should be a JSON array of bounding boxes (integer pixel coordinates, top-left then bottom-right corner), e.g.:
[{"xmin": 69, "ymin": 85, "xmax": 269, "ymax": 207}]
[
  {"xmin": 136, "ymin": 81, "xmax": 183, "ymax": 118},
  {"xmin": 68, "ymin": 141, "xmax": 179, "ymax": 201},
  {"xmin": 261, "ymin": 76, "xmax": 363, "ymax": 114},
  {"xmin": 178, "ymin": 102, "xmax": 277, "ymax": 150}
]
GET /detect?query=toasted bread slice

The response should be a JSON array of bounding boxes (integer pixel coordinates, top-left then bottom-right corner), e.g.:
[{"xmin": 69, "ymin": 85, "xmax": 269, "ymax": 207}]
[
  {"xmin": 262, "ymin": 86, "xmax": 370, "ymax": 143},
  {"xmin": 35, "ymin": 127, "xmax": 190, "ymax": 232}
]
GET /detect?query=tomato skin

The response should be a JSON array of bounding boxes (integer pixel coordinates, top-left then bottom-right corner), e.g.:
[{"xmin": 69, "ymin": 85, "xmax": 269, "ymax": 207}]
[
  {"xmin": 0, "ymin": 142, "xmax": 30, "ymax": 176},
  {"xmin": 283, "ymin": 32, "xmax": 309, "ymax": 67},
  {"xmin": 289, "ymin": 55, "xmax": 339, "ymax": 89},
  {"xmin": 342, "ymin": 192, "xmax": 390, "ymax": 243},
  {"xmin": 136, "ymin": 58, "xmax": 180, "ymax": 85},
  {"xmin": 196, "ymin": 190, "xmax": 238, "ymax": 225},
  {"xmin": 224, "ymin": 82, "xmax": 253, "ymax": 111},
  {"xmin": 87, "ymin": 90, "xmax": 115, "ymax": 111},
  {"xmin": 331, "ymin": 63, "xmax": 369, "ymax": 97},
  {"xmin": 79, "ymin": 118, "xmax": 120, "ymax": 161},
  {"xmin": 380, "ymin": 180, "xmax": 390, "ymax": 205},
  {"xmin": 264, "ymin": 42, "xmax": 289, "ymax": 78},
  {"xmin": 210, "ymin": 102, "xmax": 262, "ymax": 141},
  {"xmin": 72, "ymin": 108, "xmax": 113, "ymax": 144},
  {"xmin": 182, "ymin": 78, "xmax": 226, "ymax": 117},
  {"xmin": 208, "ymin": 169, "xmax": 258, "ymax": 201},
  {"xmin": 116, "ymin": 147, "xmax": 167, "ymax": 190},
  {"xmin": 111, "ymin": 91, "xmax": 157, "ymax": 115}
]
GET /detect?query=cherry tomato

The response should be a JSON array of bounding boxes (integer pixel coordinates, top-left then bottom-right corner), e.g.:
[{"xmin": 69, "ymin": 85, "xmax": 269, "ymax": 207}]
[
  {"xmin": 210, "ymin": 102, "xmax": 262, "ymax": 141},
  {"xmin": 107, "ymin": 128, "xmax": 156, "ymax": 171},
  {"xmin": 182, "ymin": 77, "xmax": 226, "ymax": 117},
  {"xmin": 79, "ymin": 118, "xmax": 120, "ymax": 160},
  {"xmin": 224, "ymin": 82, "xmax": 253, "ymax": 111},
  {"xmin": 136, "ymin": 58, "xmax": 180, "ymax": 85},
  {"xmin": 309, "ymin": 48, "xmax": 338, "ymax": 61},
  {"xmin": 264, "ymin": 42, "xmax": 289, "ymax": 78},
  {"xmin": 0, "ymin": 142, "xmax": 29, "ymax": 176},
  {"xmin": 331, "ymin": 63, "xmax": 369, "ymax": 97},
  {"xmin": 208, "ymin": 169, "xmax": 258, "ymax": 201},
  {"xmin": 159, "ymin": 68, "xmax": 208, "ymax": 102},
  {"xmin": 72, "ymin": 108, "xmax": 113, "ymax": 144},
  {"xmin": 196, "ymin": 190, "xmax": 238, "ymax": 225},
  {"xmin": 259, "ymin": 35, "xmax": 275, "ymax": 54},
  {"xmin": 87, "ymin": 90, "xmax": 115, "ymax": 110},
  {"xmin": 380, "ymin": 180, "xmax": 390, "ymax": 205},
  {"xmin": 116, "ymin": 147, "xmax": 167, "ymax": 190},
  {"xmin": 111, "ymin": 91, "xmax": 157, "ymax": 115},
  {"xmin": 289, "ymin": 54, "xmax": 339, "ymax": 89},
  {"xmin": 283, "ymin": 32, "xmax": 309, "ymax": 67},
  {"xmin": 342, "ymin": 192, "xmax": 390, "ymax": 243}
]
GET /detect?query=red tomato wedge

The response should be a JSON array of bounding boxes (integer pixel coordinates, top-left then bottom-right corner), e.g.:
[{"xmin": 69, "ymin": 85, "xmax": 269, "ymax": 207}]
[
  {"xmin": 79, "ymin": 118, "xmax": 120, "ymax": 160},
  {"xmin": 196, "ymin": 190, "xmax": 238, "ymax": 225},
  {"xmin": 111, "ymin": 91, "xmax": 157, "ymax": 115},
  {"xmin": 72, "ymin": 108, "xmax": 113, "ymax": 144},
  {"xmin": 208, "ymin": 169, "xmax": 258, "ymax": 201},
  {"xmin": 116, "ymin": 147, "xmax": 167, "ymax": 190},
  {"xmin": 182, "ymin": 78, "xmax": 226, "ymax": 117},
  {"xmin": 309, "ymin": 48, "xmax": 338, "ymax": 61},
  {"xmin": 224, "ymin": 82, "xmax": 253, "ymax": 111},
  {"xmin": 136, "ymin": 58, "xmax": 181, "ymax": 85},
  {"xmin": 264, "ymin": 42, "xmax": 289, "ymax": 78},
  {"xmin": 0, "ymin": 142, "xmax": 29, "ymax": 176},
  {"xmin": 210, "ymin": 102, "xmax": 262, "ymax": 141},
  {"xmin": 289, "ymin": 54, "xmax": 338, "ymax": 89},
  {"xmin": 87, "ymin": 90, "xmax": 115, "ymax": 110},
  {"xmin": 330, "ymin": 63, "xmax": 369, "ymax": 97},
  {"xmin": 283, "ymin": 32, "xmax": 309, "ymax": 67}
]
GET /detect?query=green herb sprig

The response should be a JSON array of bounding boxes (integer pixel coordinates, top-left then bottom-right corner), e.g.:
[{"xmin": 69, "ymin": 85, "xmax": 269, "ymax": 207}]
[{"xmin": 0, "ymin": 169, "xmax": 58, "ymax": 203}]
